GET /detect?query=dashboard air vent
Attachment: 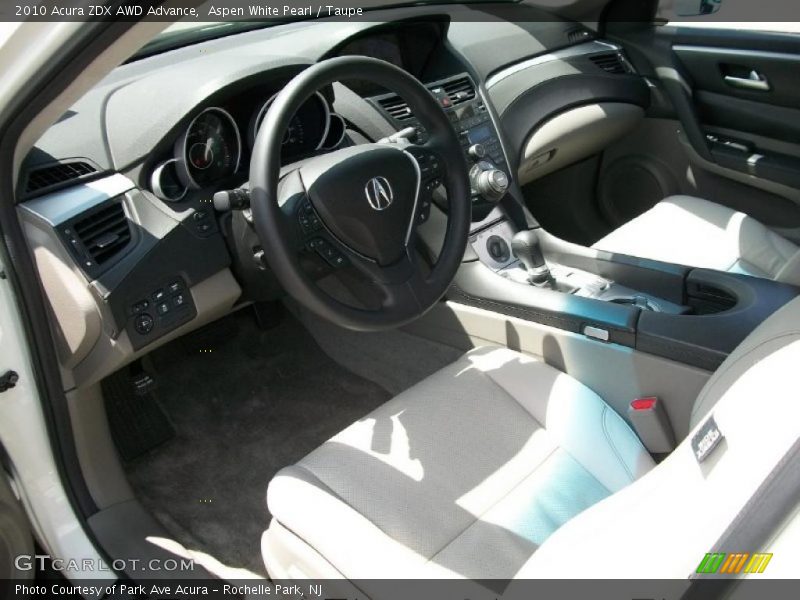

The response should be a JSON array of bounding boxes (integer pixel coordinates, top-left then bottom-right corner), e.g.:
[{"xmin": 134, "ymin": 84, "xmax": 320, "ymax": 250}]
[
  {"xmin": 441, "ymin": 76, "xmax": 476, "ymax": 105},
  {"xmin": 567, "ymin": 28, "xmax": 593, "ymax": 44},
  {"xmin": 377, "ymin": 96, "xmax": 414, "ymax": 121},
  {"xmin": 590, "ymin": 52, "xmax": 628, "ymax": 75},
  {"xmin": 73, "ymin": 201, "xmax": 132, "ymax": 266},
  {"xmin": 25, "ymin": 160, "xmax": 97, "ymax": 195}
]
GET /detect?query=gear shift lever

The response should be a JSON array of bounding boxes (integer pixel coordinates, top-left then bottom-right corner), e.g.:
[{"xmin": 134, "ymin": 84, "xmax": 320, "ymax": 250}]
[{"xmin": 511, "ymin": 229, "xmax": 553, "ymax": 286}]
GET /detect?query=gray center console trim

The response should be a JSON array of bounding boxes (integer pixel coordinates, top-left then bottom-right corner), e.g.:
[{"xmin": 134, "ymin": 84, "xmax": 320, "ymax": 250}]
[
  {"xmin": 19, "ymin": 174, "xmax": 135, "ymax": 226},
  {"xmin": 485, "ymin": 40, "xmax": 622, "ymax": 88},
  {"xmin": 450, "ymin": 260, "xmax": 639, "ymax": 348}
]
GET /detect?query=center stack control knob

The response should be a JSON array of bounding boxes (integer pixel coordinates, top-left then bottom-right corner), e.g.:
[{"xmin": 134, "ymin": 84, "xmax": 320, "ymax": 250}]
[
  {"xmin": 468, "ymin": 143, "xmax": 486, "ymax": 160},
  {"xmin": 472, "ymin": 167, "xmax": 509, "ymax": 201}
]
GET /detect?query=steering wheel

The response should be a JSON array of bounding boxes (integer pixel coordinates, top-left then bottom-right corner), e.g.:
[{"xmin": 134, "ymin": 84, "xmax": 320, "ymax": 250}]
[{"xmin": 249, "ymin": 56, "xmax": 471, "ymax": 331}]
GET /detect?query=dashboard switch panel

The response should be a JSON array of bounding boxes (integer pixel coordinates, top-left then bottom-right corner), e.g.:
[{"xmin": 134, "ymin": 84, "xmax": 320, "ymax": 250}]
[{"xmin": 126, "ymin": 276, "xmax": 197, "ymax": 350}]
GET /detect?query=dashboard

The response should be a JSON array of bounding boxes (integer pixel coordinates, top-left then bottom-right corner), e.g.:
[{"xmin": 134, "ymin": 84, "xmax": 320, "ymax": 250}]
[{"xmin": 16, "ymin": 2, "xmax": 647, "ymax": 388}]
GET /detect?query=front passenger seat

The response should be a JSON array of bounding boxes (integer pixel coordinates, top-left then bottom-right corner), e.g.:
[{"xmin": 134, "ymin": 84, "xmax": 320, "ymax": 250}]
[
  {"xmin": 592, "ymin": 195, "xmax": 800, "ymax": 286},
  {"xmin": 262, "ymin": 295, "xmax": 800, "ymax": 582}
]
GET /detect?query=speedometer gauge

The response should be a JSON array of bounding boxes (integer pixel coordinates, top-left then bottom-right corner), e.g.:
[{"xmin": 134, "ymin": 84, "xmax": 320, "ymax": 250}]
[{"xmin": 178, "ymin": 107, "xmax": 241, "ymax": 188}]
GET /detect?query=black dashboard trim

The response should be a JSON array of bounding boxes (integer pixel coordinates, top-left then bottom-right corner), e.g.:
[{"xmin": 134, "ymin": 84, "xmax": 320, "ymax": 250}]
[{"xmin": 498, "ymin": 73, "xmax": 651, "ymax": 165}]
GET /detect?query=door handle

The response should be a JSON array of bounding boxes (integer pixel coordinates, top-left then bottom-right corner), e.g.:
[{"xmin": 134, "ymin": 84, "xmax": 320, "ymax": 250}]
[{"xmin": 724, "ymin": 71, "xmax": 770, "ymax": 91}]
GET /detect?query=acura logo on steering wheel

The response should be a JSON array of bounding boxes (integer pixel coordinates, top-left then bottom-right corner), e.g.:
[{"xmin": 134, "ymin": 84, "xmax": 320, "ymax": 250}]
[{"xmin": 365, "ymin": 176, "xmax": 394, "ymax": 211}]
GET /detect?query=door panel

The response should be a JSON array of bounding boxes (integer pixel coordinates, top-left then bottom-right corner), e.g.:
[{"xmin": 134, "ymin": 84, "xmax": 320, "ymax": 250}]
[
  {"xmin": 674, "ymin": 45, "xmax": 800, "ymax": 110},
  {"xmin": 693, "ymin": 90, "xmax": 800, "ymax": 144},
  {"xmin": 596, "ymin": 18, "xmax": 800, "ymax": 237}
]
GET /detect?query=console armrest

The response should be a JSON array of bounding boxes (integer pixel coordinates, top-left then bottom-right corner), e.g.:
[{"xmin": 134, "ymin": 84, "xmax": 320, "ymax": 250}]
[{"xmin": 637, "ymin": 269, "xmax": 799, "ymax": 370}]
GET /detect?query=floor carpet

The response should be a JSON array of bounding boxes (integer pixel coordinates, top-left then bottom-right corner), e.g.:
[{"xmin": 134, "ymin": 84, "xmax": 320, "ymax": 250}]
[{"xmin": 122, "ymin": 308, "xmax": 392, "ymax": 576}]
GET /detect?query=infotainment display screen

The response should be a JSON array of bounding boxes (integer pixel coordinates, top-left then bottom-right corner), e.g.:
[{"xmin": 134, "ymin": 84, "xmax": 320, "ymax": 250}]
[
  {"xmin": 467, "ymin": 125, "xmax": 493, "ymax": 144},
  {"xmin": 344, "ymin": 33, "xmax": 404, "ymax": 69},
  {"xmin": 336, "ymin": 23, "xmax": 443, "ymax": 96}
]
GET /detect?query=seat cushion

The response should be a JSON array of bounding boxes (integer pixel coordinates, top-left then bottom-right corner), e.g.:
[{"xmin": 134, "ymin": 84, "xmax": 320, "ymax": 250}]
[
  {"xmin": 592, "ymin": 195, "xmax": 800, "ymax": 285},
  {"xmin": 264, "ymin": 347, "xmax": 654, "ymax": 580}
]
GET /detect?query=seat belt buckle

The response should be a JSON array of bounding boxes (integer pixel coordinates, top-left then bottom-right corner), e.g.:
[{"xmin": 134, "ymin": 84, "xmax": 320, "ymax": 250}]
[{"xmin": 627, "ymin": 396, "xmax": 676, "ymax": 454}]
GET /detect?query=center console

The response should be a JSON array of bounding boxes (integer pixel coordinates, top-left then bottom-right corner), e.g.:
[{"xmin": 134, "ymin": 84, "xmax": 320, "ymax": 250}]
[{"xmin": 456, "ymin": 219, "xmax": 799, "ymax": 371}]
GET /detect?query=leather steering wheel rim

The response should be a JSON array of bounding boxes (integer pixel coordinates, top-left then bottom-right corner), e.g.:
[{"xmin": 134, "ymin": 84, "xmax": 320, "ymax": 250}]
[{"xmin": 249, "ymin": 56, "xmax": 471, "ymax": 331}]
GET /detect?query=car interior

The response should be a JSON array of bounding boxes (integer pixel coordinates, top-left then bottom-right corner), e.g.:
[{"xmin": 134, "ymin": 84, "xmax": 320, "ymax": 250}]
[{"xmin": 9, "ymin": 0, "xmax": 800, "ymax": 588}]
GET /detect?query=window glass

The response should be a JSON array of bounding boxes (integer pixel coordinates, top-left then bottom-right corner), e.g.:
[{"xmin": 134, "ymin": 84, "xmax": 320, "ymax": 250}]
[{"xmin": 658, "ymin": 0, "xmax": 800, "ymax": 33}]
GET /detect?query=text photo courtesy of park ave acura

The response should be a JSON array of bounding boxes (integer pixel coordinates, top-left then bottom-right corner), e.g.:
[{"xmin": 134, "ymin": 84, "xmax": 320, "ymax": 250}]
[{"xmin": 1, "ymin": 0, "xmax": 800, "ymax": 599}]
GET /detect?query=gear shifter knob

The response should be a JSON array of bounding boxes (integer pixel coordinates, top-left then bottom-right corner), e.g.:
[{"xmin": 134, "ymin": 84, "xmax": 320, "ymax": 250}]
[{"xmin": 511, "ymin": 229, "xmax": 552, "ymax": 286}]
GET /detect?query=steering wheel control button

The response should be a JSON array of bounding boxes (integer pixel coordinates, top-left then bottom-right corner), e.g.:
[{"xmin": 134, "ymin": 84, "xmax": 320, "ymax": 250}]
[
  {"xmin": 308, "ymin": 237, "xmax": 348, "ymax": 268},
  {"xmin": 412, "ymin": 150, "xmax": 442, "ymax": 179},
  {"xmin": 298, "ymin": 201, "xmax": 323, "ymax": 234},
  {"xmin": 152, "ymin": 289, "xmax": 166, "ymax": 303},
  {"xmin": 304, "ymin": 145, "xmax": 419, "ymax": 265},
  {"xmin": 172, "ymin": 294, "xmax": 186, "ymax": 308},
  {"xmin": 157, "ymin": 302, "xmax": 170, "ymax": 316},
  {"xmin": 418, "ymin": 200, "xmax": 432, "ymax": 224},
  {"xmin": 134, "ymin": 313, "xmax": 155, "ymax": 335}
]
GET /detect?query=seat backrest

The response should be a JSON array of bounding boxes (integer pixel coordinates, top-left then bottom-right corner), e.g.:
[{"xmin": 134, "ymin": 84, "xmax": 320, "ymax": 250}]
[{"xmin": 517, "ymin": 296, "xmax": 800, "ymax": 578}]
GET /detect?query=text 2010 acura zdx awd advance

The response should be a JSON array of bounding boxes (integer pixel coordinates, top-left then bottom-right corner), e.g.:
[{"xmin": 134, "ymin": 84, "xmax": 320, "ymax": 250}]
[{"xmin": 0, "ymin": 1, "xmax": 798, "ymax": 598}]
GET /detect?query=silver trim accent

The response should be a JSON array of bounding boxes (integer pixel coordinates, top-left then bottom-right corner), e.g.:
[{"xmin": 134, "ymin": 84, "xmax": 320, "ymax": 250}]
[
  {"xmin": 150, "ymin": 158, "xmax": 187, "ymax": 203},
  {"xmin": 180, "ymin": 106, "xmax": 242, "ymax": 190},
  {"xmin": 253, "ymin": 91, "xmax": 331, "ymax": 153},
  {"xmin": 674, "ymin": 44, "xmax": 800, "ymax": 64},
  {"xmin": 485, "ymin": 41, "xmax": 622, "ymax": 88},
  {"xmin": 321, "ymin": 113, "xmax": 347, "ymax": 150},
  {"xmin": 724, "ymin": 74, "xmax": 770, "ymax": 91},
  {"xmin": 364, "ymin": 176, "xmax": 394, "ymax": 211},
  {"xmin": 583, "ymin": 325, "xmax": 610, "ymax": 342},
  {"xmin": 20, "ymin": 173, "xmax": 135, "ymax": 226},
  {"xmin": 402, "ymin": 149, "xmax": 422, "ymax": 246}
]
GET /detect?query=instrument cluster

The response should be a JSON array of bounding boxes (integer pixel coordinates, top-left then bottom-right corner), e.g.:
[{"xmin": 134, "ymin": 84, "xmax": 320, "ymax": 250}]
[{"xmin": 150, "ymin": 89, "xmax": 346, "ymax": 203}]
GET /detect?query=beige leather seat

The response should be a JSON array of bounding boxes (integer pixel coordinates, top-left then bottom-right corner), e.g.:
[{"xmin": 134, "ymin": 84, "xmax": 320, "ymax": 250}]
[
  {"xmin": 263, "ymin": 297, "xmax": 800, "ymax": 582},
  {"xmin": 592, "ymin": 195, "xmax": 800, "ymax": 286}
]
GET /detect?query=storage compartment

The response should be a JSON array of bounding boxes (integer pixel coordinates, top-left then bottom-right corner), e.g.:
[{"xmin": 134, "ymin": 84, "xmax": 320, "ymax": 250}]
[{"xmin": 686, "ymin": 280, "xmax": 738, "ymax": 314}]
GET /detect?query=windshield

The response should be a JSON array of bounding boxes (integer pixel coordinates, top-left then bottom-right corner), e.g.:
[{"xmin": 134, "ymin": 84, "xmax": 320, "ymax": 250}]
[{"xmin": 134, "ymin": 0, "xmax": 521, "ymax": 60}]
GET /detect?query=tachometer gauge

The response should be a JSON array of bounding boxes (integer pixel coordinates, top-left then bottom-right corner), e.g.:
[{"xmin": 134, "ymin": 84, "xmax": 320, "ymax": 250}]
[
  {"xmin": 177, "ymin": 107, "xmax": 241, "ymax": 188},
  {"xmin": 250, "ymin": 91, "xmax": 330, "ymax": 161}
]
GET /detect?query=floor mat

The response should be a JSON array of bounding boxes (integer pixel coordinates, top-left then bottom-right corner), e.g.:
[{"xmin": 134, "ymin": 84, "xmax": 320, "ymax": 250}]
[{"xmin": 123, "ymin": 308, "xmax": 392, "ymax": 576}]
